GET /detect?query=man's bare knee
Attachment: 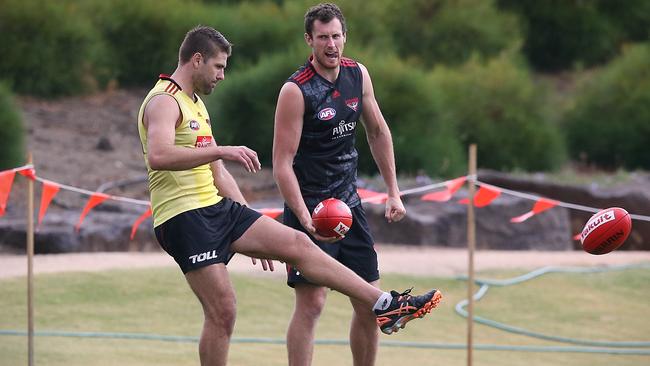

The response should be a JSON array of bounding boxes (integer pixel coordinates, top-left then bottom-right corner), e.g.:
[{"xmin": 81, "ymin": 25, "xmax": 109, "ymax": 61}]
[
  {"xmin": 204, "ymin": 297, "xmax": 237, "ymax": 334},
  {"xmin": 284, "ymin": 231, "xmax": 314, "ymax": 263},
  {"xmin": 295, "ymin": 284, "xmax": 327, "ymax": 320},
  {"xmin": 295, "ymin": 288, "xmax": 327, "ymax": 319}
]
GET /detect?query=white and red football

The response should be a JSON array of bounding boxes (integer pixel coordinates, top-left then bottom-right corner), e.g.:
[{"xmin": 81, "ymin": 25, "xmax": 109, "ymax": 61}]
[
  {"xmin": 580, "ymin": 207, "xmax": 632, "ymax": 255},
  {"xmin": 312, "ymin": 198, "xmax": 353, "ymax": 237}
]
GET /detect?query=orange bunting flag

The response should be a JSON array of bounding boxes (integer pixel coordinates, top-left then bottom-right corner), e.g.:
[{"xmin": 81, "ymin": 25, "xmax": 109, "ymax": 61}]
[
  {"xmin": 75, "ymin": 192, "xmax": 111, "ymax": 232},
  {"xmin": 259, "ymin": 208, "xmax": 283, "ymax": 219},
  {"xmin": 357, "ymin": 188, "xmax": 388, "ymax": 204},
  {"xmin": 130, "ymin": 207, "xmax": 153, "ymax": 240},
  {"xmin": 38, "ymin": 180, "xmax": 60, "ymax": 227},
  {"xmin": 421, "ymin": 176, "xmax": 467, "ymax": 202},
  {"xmin": 510, "ymin": 198, "xmax": 559, "ymax": 223},
  {"xmin": 18, "ymin": 167, "xmax": 36, "ymax": 181},
  {"xmin": 0, "ymin": 170, "xmax": 17, "ymax": 217},
  {"xmin": 458, "ymin": 185, "xmax": 502, "ymax": 207}
]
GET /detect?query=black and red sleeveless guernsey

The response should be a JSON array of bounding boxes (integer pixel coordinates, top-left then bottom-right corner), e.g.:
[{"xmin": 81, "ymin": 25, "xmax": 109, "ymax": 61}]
[{"xmin": 288, "ymin": 56, "xmax": 363, "ymax": 210}]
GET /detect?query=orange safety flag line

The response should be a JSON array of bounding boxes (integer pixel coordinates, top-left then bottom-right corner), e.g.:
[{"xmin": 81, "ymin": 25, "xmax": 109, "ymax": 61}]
[
  {"xmin": 130, "ymin": 207, "xmax": 153, "ymax": 240},
  {"xmin": 458, "ymin": 185, "xmax": 502, "ymax": 207},
  {"xmin": 38, "ymin": 180, "xmax": 60, "ymax": 227},
  {"xmin": 17, "ymin": 167, "xmax": 36, "ymax": 181},
  {"xmin": 259, "ymin": 208, "xmax": 283, "ymax": 219},
  {"xmin": 421, "ymin": 176, "xmax": 467, "ymax": 202},
  {"xmin": 357, "ymin": 188, "xmax": 388, "ymax": 204},
  {"xmin": 510, "ymin": 198, "xmax": 559, "ymax": 223},
  {"xmin": 0, "ymin": 170, "xmax": 17, "ymax": 217},
  {"xmin": 75, "ymin": 192, "xmax": 111, "ymax": 232}
]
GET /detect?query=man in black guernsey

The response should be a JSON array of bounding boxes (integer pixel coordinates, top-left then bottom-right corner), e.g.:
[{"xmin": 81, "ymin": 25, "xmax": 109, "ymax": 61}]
[{"xmin": 273, "ymin": 4, "xmax": 442, "ymax": 365}]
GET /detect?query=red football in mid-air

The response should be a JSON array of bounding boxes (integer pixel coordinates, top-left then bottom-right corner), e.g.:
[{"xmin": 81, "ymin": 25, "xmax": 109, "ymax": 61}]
[
  {"xmin": 580, "ymin": 207, "xmax": 632, "ymax": 255},
  {"xmin": 312, "ymin": 198, "xmax": 353, "ymax": 237}
]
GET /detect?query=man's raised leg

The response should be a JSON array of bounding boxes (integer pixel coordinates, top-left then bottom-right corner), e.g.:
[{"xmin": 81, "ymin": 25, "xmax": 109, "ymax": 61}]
[
  {"xmin": 231, "ymin": 215, "xmax": 383, "ymax": 305},
  {"xmin": 232, "ymin": 215, "xmax": 442, "ymax": 335},
  {"xmin": 185, "ymin": 264, "xmax": 236, "ymax": 366}
]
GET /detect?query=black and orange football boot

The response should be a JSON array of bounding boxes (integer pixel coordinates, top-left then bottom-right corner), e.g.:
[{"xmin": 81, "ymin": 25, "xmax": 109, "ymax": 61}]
[{"xmin": 375, "ymin": 288, "xmax": 443, "ymax": 335}]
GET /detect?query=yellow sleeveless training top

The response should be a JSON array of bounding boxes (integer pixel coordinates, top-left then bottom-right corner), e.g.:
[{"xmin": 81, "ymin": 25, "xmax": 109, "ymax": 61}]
[{"xmin": 137, "ymin": 74, "xmax": 222, "ymax": 227}]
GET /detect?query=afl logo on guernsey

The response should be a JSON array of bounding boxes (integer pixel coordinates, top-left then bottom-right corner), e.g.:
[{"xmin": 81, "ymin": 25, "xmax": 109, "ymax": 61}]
[
  {"xmin": 318, "ymin": 108, "xmax": 337, "ymax": 121},
  {"xmin": 189, "ymin": 120, "xmax": 200, "ymax": 130}
]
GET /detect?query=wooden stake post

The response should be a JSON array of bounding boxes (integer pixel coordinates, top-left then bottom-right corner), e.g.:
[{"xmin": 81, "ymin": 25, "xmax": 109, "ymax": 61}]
[
  {"xmin": 27, "ymin": 155, "xmax": 35, "ymax": 366},
  {"xmin": 466, "ymin": 144, "xmax": 477, "ymax": 366}
]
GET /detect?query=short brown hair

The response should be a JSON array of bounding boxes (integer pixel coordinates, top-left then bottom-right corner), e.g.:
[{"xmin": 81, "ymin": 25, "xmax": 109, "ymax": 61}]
[
  {"xmin": 179, "ymin": 25, "xmax": 232, "ymax": 64},
  {"xmin": 304, "ymin": 3, "xmax": 347, "ymax": 36}
]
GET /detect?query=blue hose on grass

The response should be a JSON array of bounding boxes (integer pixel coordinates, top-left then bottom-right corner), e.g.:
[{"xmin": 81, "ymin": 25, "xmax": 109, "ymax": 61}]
[
  {"xmin": 2, "ymin": 263, "xmax": 649, "ymax": 355},
  {"xmin": 1, "ymin": 329, "xmax": 649, "ymax": 355},
  {"xmin": 454, "ymin": 263, "xmax": 650, "ymax": 348}
]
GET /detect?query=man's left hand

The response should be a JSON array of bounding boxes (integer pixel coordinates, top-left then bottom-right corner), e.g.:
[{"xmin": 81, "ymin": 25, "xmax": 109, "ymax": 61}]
[
  {"xmin": 251, "ymin": 257, "xmax": 275, "ymax": 271},
  {"xmin": 385, "ymin": 196, "xmax": 406, "ymax": 223}
]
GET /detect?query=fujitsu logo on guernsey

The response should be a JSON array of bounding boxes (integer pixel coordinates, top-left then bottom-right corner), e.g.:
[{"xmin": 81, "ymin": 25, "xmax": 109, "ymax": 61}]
[
  {"xmin": 189, "ymin": 250, "xmax": 218, "ymax": 264},
  {"xmin": 332, "ymin": 120, "xmax": 356, "ymax": 138},
  {"xmin": 318, "ymin": 107, "xmax": 337, "ymax": 121}
]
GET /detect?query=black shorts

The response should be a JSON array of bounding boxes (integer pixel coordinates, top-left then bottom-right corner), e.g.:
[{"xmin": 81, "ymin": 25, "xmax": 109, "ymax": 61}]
[
  {"xmin": 284, "ymin": 203, "xmax": 379, "ymax": 287},
  {"xmin": 154, "ymin": 198, "xmax": 262, "ymax": 274}
]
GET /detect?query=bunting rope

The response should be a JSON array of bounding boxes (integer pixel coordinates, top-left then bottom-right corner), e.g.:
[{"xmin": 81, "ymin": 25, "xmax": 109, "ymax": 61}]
[
  {"xmin": 474, "ymin": 180, "xmax": 650, "ymax": 222},
  {"xmin": 1, "ymin": 165, "xmax": 649, "ymax": 240}
]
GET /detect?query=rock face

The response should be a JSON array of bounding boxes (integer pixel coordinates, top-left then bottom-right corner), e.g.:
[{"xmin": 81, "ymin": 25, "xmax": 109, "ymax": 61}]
[
  {"xmin": 0, "ymin": 210, "xmax": 158, "ymax": 254},
  {"xmin": 1, "ymin": 171, "xmax": 648, "ymax": 253},
  {"xmin": 363, "ymin": 191, "xmax": 572, "ymax": 250}
]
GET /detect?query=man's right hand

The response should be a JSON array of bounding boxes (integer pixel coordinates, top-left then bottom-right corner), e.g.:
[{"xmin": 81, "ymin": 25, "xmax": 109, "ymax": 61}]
[
  {"xmin": 216, "ymin": 145, "xmax": 261, "ymax": 173},
  {"xmin": 300, "ymin": 217, "xmax": 343, "ymax": 243}
]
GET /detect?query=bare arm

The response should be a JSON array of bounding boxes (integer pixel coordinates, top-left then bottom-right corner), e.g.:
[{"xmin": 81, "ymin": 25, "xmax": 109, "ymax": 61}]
[
  {"xmin": 144, "ymin": 94, "xmax": 260, "ymax": 172},
  {"xmin": 359, "ymin": 63, "xmax": 406, "ymax": 222},
  {"xmin": 272, "ymin": 82, "xmax": 337, "ymax": 241},
  {"xmin": 210, "ymin": 160, "xmax": 247, "ymax": 204}
]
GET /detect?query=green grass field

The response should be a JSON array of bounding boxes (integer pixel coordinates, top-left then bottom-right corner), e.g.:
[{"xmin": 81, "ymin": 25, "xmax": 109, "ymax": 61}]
[{"xmin": 1, "ymin": 266, "xmax": 649, "ymax": 366}]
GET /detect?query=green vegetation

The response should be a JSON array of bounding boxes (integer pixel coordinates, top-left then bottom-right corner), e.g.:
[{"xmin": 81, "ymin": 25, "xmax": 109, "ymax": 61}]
[
  {"xmin": 497, "ymin": 0, "xmax": 649, "ymax": 72},
  {"xmin": 0, "ymin": 0, "xmax": 110, "ymax": 96},
  {"xmin": 0, "ymin": 84, "xmax": 25, "ymax": 170},
  {"xmin": 354, "ymin": 50, "xmax": 466, "ymax": 177},
  {"xmin": 0, "ymin": 0, "xmax": 648, "ymax": 172},
  {"xmin": 429, "ymin": 54, "xmax": 566, "ymax": 172},
  {"xmin": 498, "ymin": 0, "xmax": 619, "ymax": 72},
  {"xmin": 79, "ymin": 0, "xmax": 208, "ymax": 87},
  {"xmin": 384, "ymin": 0, "xmax": 521, "ymax": 68},
  {"xmin": 0, "ymin": 267, "xmax": 649, "ymax": 366},
  {"xmin": 564, "ymin": 44, "xmax": 650, "ymax": 170}
]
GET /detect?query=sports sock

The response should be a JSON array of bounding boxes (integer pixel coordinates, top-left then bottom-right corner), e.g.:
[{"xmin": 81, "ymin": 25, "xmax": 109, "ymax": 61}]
[{"xmin": 372, "ymin": 291, "xmax": 392, "ymax": 311}]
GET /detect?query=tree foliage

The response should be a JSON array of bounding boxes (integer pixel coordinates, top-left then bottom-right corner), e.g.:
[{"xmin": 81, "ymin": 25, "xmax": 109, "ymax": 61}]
[
  {"xmin": 0, "ymin": 84, "xmax": 25, "ymax": 170},
  {"xmin": 564, "ymin": 44, "xmax": 650, "ymax": 170}
]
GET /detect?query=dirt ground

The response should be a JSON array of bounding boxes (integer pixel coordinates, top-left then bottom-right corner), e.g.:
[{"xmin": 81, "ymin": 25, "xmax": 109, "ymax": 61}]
[
  {"xmin": 21, "ymin": 89, "xmax": 148, "ymax": 194},
  {"xmin": 2, "ymin": 247, "xmax": 650, "ymax": 280}
]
